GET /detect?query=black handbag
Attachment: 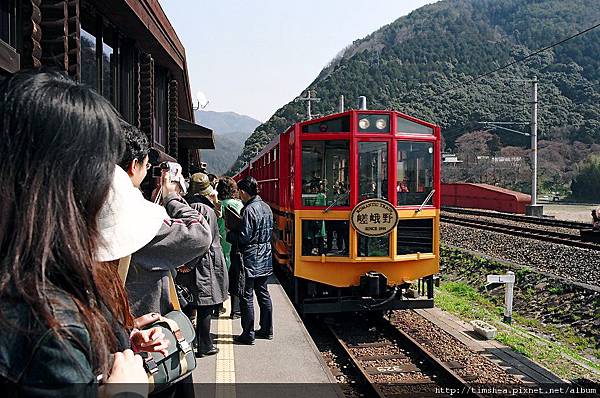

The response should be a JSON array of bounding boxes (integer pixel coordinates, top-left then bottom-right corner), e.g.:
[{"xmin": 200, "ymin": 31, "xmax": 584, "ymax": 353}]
[
  {"xmin": 117, "ymin": 256, "xmax": 197, "ymax": 393},
  {"xmin": 175, "ymin": 283, "xmax": 193, "ymax": 309}
]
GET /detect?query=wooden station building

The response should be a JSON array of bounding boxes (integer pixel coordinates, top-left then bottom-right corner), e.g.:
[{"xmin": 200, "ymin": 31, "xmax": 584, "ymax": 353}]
[{"xmin": 0, "ymin": 0, "xmax": 214, "ymax": 177}]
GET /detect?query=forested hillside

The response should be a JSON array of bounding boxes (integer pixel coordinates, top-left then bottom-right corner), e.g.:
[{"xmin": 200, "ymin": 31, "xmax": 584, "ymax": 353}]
[
  {"xmin": 196, "ymin": 110, "xmax": 260, "ymax": 175},
  {"xmin": 230, "ymin": 0, "xmax": 600, "ymax": 196}
]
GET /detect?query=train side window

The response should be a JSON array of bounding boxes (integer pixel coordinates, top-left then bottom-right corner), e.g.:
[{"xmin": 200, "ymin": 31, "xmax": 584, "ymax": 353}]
[
  {"xmin": 397, "ymin": 141, "xmax": 434, "ymax": 206},
  {"xmin": 301, "ymin": 141, "xmax": 350, "ymax": 207},
  {"xmin": 301, "ymin": 220, "xmax": 349, "ymax": 256},
  {"xmin": 358, "ymin": 142, "xmax": 388, "ymax": 201}
]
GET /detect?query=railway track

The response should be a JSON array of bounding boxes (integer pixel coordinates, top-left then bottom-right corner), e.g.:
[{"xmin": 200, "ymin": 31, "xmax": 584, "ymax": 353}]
[
  {"xmin": 323, "ymin": 314, "xmax": 483, "ymax": 398},
  {"xmin": 442, "ymin": 207, "xmax": 588, "ymax": 230},
  {"xmin": 441, "ymin": 213, "xmax": 600, "ymax": 251}
]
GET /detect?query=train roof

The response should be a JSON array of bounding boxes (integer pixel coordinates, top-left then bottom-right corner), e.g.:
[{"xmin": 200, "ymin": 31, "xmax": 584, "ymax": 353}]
[
  {"xmin": 298, "ymin": 109, "xmax": 439, "ymax": 130},
  {"xmin": 241, "ymin": 109, "xmax": 439, "ymax": 171}
]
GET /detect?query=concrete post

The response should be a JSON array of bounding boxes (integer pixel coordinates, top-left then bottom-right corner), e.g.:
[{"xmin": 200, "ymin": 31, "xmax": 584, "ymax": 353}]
[{"xmin": 503, "ymin": 271, "xmax": 515, "ymax": 324}]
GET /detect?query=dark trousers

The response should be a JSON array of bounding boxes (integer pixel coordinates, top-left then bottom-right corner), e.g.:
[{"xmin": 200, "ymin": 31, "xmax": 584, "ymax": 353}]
[
  {"xmin": 195, "ymin": 305, "xmax": 215, "ymax": 353},
  {"xmin": 239, "ymin": 275, "xmax": 273, "ymax": 339},
  {"xmin": 230, "ymin": 294, "xmax": 241, "ymax": 316}
]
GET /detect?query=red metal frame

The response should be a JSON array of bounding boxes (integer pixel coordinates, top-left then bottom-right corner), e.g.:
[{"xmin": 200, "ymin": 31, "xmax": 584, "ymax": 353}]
[{"xmin": 235, "ymin": 110, "xmax": 441, "ymax": 213}]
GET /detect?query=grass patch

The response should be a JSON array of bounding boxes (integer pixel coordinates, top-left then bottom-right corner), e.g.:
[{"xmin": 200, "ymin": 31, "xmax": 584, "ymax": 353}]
[{"xmin": 436, "ymin": 281, "xmax": 600, "ymax": 381}]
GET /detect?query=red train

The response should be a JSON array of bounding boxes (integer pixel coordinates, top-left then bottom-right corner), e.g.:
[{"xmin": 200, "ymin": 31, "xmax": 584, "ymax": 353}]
[{"xmin": 234, "ymin": 109, "xmax": 441, "ymax": 313}]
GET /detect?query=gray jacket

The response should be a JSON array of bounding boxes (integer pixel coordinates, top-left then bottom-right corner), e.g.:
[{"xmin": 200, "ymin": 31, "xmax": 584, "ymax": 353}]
[
  {"xmin": 126, "ymin": 193, "xmax": 212, "ymax": 317},
  {"xmin": 177, "ymin": 203, "xmax": 229, "ymax": 307}
]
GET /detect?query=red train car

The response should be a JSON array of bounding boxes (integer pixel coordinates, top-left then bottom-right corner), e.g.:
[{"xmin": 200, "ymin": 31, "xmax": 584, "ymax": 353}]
[
  {"xmin": 442, "ymin": 183, "xmax": 531, "ymax": 214},
  {"xmin": 234, "ymin": 110, "xmax": 441, "ymax": 313}
]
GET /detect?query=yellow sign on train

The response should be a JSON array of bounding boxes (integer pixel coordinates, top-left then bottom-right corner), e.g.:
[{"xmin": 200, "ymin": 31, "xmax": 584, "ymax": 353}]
[{"xmin": 351, "ymin": 199, "xmax": 398, "ymax": 237}]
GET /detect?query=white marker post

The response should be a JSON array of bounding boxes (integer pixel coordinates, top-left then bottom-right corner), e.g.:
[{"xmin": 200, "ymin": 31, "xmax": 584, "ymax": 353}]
[{"xmin": 486, "ymin": 271, "xmax": 516, "ymax": 324}]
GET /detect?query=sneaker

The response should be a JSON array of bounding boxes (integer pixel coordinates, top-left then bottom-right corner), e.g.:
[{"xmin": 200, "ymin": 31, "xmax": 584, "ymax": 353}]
[
  {"xmin": 255, "ymin": 330, "xmax": 273, "ymax": 340},
  {"xmin": 233, "ymin": 335, "xmax": 255, "ymax": 345},
  {"xmin": 229, "ymin": 313, "xmax": 241, "ymax": 319}
]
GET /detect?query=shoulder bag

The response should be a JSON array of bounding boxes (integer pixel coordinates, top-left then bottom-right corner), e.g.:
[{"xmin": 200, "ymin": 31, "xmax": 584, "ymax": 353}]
[{"xmin": 117, "ymin": 256, "xmax": 197, "ymax": 394}]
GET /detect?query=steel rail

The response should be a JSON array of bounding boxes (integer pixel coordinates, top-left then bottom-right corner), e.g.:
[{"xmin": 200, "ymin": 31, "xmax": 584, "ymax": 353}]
[
  {"xmin": 442, "ymin": 207, "xmax": 588, "ymax": 230},
  {"xmin": 324, "ymin": 318, "xmax": 482, "ymax": 398},
  {"xmin": 325, "ymin": 322, "xmax": 387, "ymax": 398},
  {"xmin": 441, "ymin": 215, "xmax": 600, "ymax": 251}
]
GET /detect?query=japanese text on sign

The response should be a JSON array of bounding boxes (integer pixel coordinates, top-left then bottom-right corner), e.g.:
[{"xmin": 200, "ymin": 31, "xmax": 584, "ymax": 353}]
[{"xmin": 351, "ymin": 199, "xmax": 398, "ymax": 237}]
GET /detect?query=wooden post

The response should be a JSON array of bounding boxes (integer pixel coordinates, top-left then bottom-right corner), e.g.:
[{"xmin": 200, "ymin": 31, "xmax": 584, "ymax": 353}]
[
  {"xmin": 139, "ymin": 52, "xmax": 154, "ymax": 143},
  {"xmin": 40, "ymin": 0, "xmax": 69, "ymax": 71},
  {"xmin": 21, "ymin": 0, "xmax": 42, "ymax": 69},
  {"xmin": 168, "ymin": 79, "xmax": 179, "ymax": 159}
]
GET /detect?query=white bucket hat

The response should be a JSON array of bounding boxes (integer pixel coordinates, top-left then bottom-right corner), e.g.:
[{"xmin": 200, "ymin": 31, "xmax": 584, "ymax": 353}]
[{"xmin": 96, "ymin": 166, "xmax": 168, "ymax": 262}]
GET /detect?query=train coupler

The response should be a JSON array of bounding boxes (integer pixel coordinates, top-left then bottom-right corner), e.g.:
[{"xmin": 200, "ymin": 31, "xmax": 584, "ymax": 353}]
[{"xmin": 360, "ymin": 271, "xmax": 388, "ymax": 297}]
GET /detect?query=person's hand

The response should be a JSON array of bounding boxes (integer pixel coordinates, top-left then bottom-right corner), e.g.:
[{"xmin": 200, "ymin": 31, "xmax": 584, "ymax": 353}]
[
  {"xmin": 161, "ymin": 169, "xmax": 180, "ymax": 199},
  {"xmin": 105, "ymin": 349, "xmax": 148, "ymax": 397},
  {"xmin": 208, "ymin": 190, "xmax": 219, "ymax": 205},
  {"xmin": 130, "ymin": 327, "xmax": 169, "ymax": 356}
]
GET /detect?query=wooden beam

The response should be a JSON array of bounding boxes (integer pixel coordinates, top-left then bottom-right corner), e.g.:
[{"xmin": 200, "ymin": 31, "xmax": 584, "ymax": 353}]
[{"xmin": 0, "ymin": 40, "xmax": 20, "ymax": 73}]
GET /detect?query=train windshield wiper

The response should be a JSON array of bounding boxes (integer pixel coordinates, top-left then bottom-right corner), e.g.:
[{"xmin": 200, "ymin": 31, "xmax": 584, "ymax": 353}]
[
  {"xmin": 415, "ymin": 189, "xmax": 435, "ymax": 213},
  {"xmin": 323, "ymin": 191, "xmax": 350, "ymax": 213}
]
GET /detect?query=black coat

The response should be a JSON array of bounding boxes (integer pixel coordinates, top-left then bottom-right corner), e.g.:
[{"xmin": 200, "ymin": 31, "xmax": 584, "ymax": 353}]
[{"xmin": 177, "ymin": 203, "xmax": 228, "ymax": 307}]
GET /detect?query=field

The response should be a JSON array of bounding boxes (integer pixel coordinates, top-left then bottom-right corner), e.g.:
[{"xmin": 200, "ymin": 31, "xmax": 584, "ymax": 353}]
[{"xmin": 540, "ymin": 203, "xmax": 600, "ymax": 223}]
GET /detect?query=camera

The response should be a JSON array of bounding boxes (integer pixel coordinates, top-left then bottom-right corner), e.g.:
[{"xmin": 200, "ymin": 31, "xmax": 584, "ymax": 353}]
[{"xmin": 152, "ymin": 161, "xmax": 180, "ymax": 180}]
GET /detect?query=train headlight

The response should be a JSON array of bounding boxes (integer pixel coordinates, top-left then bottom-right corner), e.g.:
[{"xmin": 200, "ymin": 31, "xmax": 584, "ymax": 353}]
[
  {"xmin": 359, "ymin": 118, "xmax": 370, "ymax": 129},
  {"xmin": 375, "ymin": 118, "xmax": 387, "ymax": 130}
]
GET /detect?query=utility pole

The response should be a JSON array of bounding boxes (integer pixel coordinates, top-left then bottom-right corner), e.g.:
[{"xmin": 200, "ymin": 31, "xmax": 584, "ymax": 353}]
[
  {"xmin": 529, "ymin": 76, "xmax": 542, "ymax": 215},
  {"xmin": 477, "ymin": 76, "xmax": 543, "ymax": 216},
  {"xmin": 294, "ymin": 90, "xmax": 321, "ymax": 120}
]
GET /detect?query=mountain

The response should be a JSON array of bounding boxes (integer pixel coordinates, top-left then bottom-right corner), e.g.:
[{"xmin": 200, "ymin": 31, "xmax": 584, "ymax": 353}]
[
  {"xmin": 195, "ymin": 110, "xmax": 261, "ymax": 175},
  {"xmin": 229, "ymin": 0, "xmax": 600, "ymax": 192}
]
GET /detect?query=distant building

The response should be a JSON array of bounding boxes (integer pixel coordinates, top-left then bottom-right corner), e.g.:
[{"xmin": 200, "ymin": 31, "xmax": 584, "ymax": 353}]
[
  {"xmin": 442, "ymin": 153, "xmax": 462, "ymax": 165},
  {"xmin": 0, "ymin": 0, "xmax": 214, "ymax": 177},
  {"xmin": 476, "ymin": 155, "xmax": 523, "ymax": 162}
]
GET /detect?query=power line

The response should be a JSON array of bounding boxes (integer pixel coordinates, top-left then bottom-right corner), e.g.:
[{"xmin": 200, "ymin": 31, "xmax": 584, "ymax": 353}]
[{"xmin": 434, "ymin": 20, "xmax": 600, "ymax": 97}]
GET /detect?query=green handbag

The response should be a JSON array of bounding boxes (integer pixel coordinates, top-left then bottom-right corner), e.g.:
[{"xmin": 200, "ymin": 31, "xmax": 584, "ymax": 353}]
[{"xmin": 118, "ymin": 256, "xmax": 197, "ymax": 393}]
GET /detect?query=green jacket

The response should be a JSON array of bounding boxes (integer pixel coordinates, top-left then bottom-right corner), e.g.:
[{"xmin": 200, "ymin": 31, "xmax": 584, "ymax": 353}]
[{"xmin": 218, "ymin": 198, "xmax": 243, "ymax": 269}]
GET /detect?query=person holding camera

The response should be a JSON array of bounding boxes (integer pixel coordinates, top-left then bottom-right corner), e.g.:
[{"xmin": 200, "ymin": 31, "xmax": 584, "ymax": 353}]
[{"xmin": 118, "ymin": 124, "xmax": 212, "ymax": 319}]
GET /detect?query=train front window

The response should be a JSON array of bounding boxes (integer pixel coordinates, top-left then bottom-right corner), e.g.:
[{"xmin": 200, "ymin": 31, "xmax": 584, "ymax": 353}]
[
  {"xmin": 302, "ymin": 116, "xmax": 350, "ymax": 133},
  {"xmin": 358, "ymin": 142, "xmax": 388, "ymax": 201},
  {"xmin": 301, "ymin": 141, "xmax": 350, "ymax": 207},
  {"xmin": 397, "ymin": 116, "xmax": 434, "ymax": 135},
  {"xmin": 396, "ymin": 141, "xmax": 434, "ymax": 206},
  {"xmin": 301, "ymin": 220, "xmax": 349, "ymax": 257},
  {"xmin": 357, "ymin": 235, "xmax": 390, "ymax": 257}
]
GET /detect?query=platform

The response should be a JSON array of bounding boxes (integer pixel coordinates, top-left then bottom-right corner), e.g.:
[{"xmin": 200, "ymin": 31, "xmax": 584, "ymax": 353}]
[
  {"xmin": 414, "ymin": 307, "xmax": 565, "ymax": 385},
  {"xmin": 191, "ymin": 276, "xmax": 342, "ymax": 398}
]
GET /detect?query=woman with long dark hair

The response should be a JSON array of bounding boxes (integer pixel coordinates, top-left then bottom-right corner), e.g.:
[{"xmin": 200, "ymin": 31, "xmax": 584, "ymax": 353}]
[
  {"xmin": 216, "ymin": 177, "xmax": 243, "ymax": 318},
  {"xmin": 0, "ymin": 70, "xmax": 148, "ymax": 396}
]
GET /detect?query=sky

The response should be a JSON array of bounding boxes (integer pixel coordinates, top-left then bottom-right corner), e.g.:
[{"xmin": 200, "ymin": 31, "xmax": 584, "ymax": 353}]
[{"xmin": 159, "ymin": 0, "xmax": 437, "ymax": 122}]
